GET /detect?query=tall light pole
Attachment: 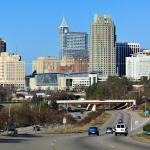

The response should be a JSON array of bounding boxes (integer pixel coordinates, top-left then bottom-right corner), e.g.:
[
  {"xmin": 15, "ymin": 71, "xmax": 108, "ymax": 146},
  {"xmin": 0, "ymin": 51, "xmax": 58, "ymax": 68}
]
[
  {"xmin": 142, "ymin": 96, "xmax": 148, "ymax": 116},
  {"xmin": 142, "ymin": 96, "xmax": 147, "ymax": 111},
  {"xmin": 145, "ymin": 97, "xmax": 147, "ymax": 111}
]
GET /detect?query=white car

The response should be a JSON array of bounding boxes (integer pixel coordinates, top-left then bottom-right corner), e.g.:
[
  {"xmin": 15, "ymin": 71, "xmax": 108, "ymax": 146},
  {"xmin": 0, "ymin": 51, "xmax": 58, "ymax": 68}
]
[{"xmin": 115, "ymin": 123, "xmax": 128, "ymax": 136}]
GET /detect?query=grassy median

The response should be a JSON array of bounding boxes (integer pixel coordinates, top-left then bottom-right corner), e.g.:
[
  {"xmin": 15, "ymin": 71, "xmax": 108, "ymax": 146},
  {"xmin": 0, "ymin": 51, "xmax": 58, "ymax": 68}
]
[{"xmin": 47, "ymin": 111, "xmax": 111, "ymax": 134}]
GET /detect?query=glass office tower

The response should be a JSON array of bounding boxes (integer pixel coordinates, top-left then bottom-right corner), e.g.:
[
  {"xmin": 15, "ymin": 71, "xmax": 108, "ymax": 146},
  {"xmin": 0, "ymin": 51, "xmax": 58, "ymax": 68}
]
[{"xmin": 59, "ymin": 17, "xmax": 88, "ymax": 59}]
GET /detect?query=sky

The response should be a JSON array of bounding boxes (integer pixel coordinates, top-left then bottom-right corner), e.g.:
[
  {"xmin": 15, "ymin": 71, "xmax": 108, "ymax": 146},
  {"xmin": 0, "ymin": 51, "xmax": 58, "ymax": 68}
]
[{"xmin": 0, "ymin": 0, "xmax": 150, "ymax": 74}]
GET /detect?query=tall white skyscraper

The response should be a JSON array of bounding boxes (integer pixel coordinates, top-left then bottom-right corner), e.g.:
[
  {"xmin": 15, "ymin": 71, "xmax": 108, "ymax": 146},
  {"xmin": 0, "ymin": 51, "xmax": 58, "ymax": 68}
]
[{"xmin": 89, "ymin": 14, "xmax": 116, "ymax": 76}]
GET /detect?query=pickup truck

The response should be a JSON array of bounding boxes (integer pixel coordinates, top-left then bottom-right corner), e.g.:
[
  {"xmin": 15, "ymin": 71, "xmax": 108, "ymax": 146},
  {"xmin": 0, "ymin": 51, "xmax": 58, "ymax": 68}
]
[{"xmin": 115, "ymin": 123, "xmax": 128, "ymax": 136}]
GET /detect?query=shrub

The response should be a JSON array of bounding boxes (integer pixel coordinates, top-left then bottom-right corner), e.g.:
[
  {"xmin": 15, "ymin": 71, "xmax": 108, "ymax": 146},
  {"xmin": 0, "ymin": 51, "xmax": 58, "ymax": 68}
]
[{"xmin": 143, "ymin": 124, "xmax": 150, "ymax": 132}]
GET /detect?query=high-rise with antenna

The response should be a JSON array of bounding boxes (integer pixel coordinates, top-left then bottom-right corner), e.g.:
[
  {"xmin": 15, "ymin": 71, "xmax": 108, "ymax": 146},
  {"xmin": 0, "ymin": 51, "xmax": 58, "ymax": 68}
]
[
  {"xmin": 59, "ymin": 17, "xmax": 69, "ymax": 59},
  {"xmin": 59, "ymin": 17, "xmax": 88, "ymax": 60}
]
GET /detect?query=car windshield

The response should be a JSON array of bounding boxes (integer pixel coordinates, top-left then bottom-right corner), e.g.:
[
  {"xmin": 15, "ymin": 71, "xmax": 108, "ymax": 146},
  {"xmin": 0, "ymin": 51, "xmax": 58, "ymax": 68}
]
[
  {"xmin": 117, "ymin": 125, "xmax": 121, "ymax": 128},
  {"xmin": 117, "ymin": 125, "xmax": 125, "ymax": 128},
  {"xmin": 121, "ymin": 125, "xmax": 125, "ymax": 128},
  {"xmin": 9, "ymin": 128, "xmax": 15, "ymax": 131},
  {"xmin": 90, "ymin": 127, "xmax": 97, "ymax": 130}
]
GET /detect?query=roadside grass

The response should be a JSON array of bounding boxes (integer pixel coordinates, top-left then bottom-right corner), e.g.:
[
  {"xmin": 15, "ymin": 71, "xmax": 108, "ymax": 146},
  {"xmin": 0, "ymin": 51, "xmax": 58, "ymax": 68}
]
[
  {"xmin": 130, "ymin": 104, "xmax": 150, "ymax": 143},
  {"xmin": 47, "ymin": 112, "xmax": 111, "ymax": 134},
  {"xmin": 129, "ymin": 102, "xmax": 150, "ymax": 118},
  {"xmin": 135, "ymin": 102, "xmax": 150, "ymax": 118},
  {"xmin": 131, "ymin": 134, "xmax": 150, "ymax": 143},
  {"xmin": 134, "ymin": 110, "xmax": 150, "ymax": 118}
]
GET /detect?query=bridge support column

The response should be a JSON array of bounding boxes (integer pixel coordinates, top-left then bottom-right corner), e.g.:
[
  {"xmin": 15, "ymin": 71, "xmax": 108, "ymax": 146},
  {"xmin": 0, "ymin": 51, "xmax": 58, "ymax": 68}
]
[
  {"xmin": 91, "ymin": 104, "xmax": 96, "ymax": 112},
  {"xmin": 86, "ymin": 104, "xmax": 91, "ymax": 110}
]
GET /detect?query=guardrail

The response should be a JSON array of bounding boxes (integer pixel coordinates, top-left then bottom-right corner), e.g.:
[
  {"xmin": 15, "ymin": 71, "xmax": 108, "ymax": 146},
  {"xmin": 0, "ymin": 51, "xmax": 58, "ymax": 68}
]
[{"xmin": 56, "ymin": 99, "xmax": 136, "ymax": 105}]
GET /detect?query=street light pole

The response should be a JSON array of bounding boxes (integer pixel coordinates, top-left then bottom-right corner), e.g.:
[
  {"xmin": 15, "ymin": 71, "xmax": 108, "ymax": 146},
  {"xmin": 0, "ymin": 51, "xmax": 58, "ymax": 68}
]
[
  {"xmin": 145, "ymin": 98, "xmax": 147, "ymax": 111},
  {"xmin": 142, "ymin": 96, "xmax": 147, "ymax": 111}
]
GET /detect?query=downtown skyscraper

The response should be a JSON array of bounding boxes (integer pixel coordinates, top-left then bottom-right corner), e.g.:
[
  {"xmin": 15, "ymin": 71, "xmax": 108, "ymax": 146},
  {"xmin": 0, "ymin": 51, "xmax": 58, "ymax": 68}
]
[
  {"xmin": 59, "ymin": 17, "xmax": 88, "ymax": 60},
  {"xmin": 116, "ymin": 42, "xmax": 141, "ymax": 77},
  {"xmin": 89, "ymin": 14, "xmax": 116, "ymax": 76}
]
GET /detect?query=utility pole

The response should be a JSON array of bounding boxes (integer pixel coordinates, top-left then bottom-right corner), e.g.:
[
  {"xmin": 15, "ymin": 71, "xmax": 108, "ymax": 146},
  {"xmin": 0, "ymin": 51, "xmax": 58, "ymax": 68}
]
[{"xmin": 8, "ymin": 104, "xmax": 12, "ymax": 129}]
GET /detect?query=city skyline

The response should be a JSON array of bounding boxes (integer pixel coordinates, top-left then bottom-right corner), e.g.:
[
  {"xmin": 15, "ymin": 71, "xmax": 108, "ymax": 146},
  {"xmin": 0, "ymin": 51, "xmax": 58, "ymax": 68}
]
[{"xmin": 0, "ymin": 0, "xmax": 150, "ymax": 74}]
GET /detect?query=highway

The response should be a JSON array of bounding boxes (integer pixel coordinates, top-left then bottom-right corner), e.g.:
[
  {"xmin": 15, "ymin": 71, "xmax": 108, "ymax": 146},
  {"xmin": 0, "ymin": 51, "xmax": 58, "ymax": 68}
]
[{"xmin": 0, "ymin": 110, "xmax": 150, "ymax": 150}]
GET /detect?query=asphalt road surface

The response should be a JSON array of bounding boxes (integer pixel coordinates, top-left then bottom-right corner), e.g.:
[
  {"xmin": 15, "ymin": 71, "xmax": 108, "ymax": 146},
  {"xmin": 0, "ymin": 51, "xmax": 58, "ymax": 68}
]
[{"xmin": 0, "ymin": 110, "xmax": 150, "ymax": 150}]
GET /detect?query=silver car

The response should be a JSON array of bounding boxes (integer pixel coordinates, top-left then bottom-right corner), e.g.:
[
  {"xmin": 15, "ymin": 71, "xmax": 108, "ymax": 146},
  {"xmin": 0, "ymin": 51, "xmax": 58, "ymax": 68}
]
[{"xmin": 106, "ymin": 127, "xmax": 113, "ymax": 134}]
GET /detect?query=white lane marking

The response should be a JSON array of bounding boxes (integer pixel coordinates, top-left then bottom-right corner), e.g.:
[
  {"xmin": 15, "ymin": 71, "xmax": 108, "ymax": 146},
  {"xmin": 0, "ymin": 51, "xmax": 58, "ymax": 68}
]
[
  {"xmin": 51, "ymin": 143, "xmax": 55, "ymax": 146},
  {"xmin": 109, "ymin": 145, "xmax": 116, "ymax": 148},
  {"xmin": 51, "ymin": 139, "xmax": 57, "ymax": 150},
  {"xmin": 51, "ymin": 142, "xmax": 57, "ymax": 150}
]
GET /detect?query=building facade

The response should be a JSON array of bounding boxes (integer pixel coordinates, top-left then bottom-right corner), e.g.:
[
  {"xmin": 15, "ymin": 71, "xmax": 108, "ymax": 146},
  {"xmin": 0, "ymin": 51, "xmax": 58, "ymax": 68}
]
[
  {"xmin": 28, "ymin": 72, "xmax": 98, "ymax": 91},
  {"xmin": 116, "ymin": 43, "xmax": 141, "ymax": 77},
  {"xmin": 0, "ymin": 38, "xmax": 6, "ymax": 53},
  {"xmin": 57, "ymin": 56, "xmax": 89, "ymax": 73},
  {"xmin": 59, "ymin": 17, "xmax": 88, "ymax": 59},
  {"xmin": 126, "ymin": 51, "xmax": 150, "ymax": 80},
  {"xmin": 60, "ymin": 56, "xmax": 74, "ymax": 66},
  {"xmin": 72, "ymin": 57, "xmax": 89, "ymax": 72},
  {"xmin": 58, "ymin": 56, "xmax": 74, "ymax": 73},
  {"xmin": 89, "ymin": 14, "xmax": 116, "ymax": 76},
  {"xmin": 32, "ymin": 56, "xmax": 60, "ymax": 73},
  {"xmin": 0, "ymin": 52, "xmax": 25, "ymax": 89}
]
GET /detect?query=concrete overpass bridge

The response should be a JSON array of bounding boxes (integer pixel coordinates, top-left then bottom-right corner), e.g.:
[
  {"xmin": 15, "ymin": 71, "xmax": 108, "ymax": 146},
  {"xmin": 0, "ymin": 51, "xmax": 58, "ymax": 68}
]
[{"xmin": 56, "ymin": 99, "xmax": 136, "ymax": 111}]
